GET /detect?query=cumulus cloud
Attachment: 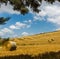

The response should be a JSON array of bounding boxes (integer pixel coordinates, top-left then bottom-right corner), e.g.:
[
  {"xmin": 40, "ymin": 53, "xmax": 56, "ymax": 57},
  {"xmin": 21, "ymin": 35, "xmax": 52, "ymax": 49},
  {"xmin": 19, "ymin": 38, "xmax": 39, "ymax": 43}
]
[
  {"xmin": 27, "ymin": 25, "xmax": 31, "ymax": 28},
  {"xmin": 0, "ymin": 31, "xmax": 4, "ymax": 36},
  {"xmin": 23, "ymin": 20, "xmax": 32, "ymax": 28},
  {"xmin": 16, "ymin": 22, "xmax": 27, "ymax": 28},
  {"xmin": 0, "ymin": 21, "xmax": 32, "ymax": 37},
  {"xmin": 10, "ymin": 22, "xmax": 31, "ymax": 30},
  {"xmin": 0, "ymin": 2, "xmax": 20, "ymax": 14},
  {"xmin": 21, "ymin": 32, "xmax": 29, "ymax": 36},
  {"xmin": 0, "ymin": 27, "xmax": 19, "ymax": 38},
  {"xmin": 0, "ymin": 28, "xmax": 13, "ymax": 36},
  {"xmin": 33, "ymin": 0, "xmax": 60, "ymax": 30},
  {"xmin": 56, "ymin": 28, "xmax": 60, "ymax": 30},
  {"xmin": 24, "ymin": 20, "xmax": 32, "ymax": 23},
  {"xmin": 1, "ymin": 28, "xmax": 13, "ymax": 33},
  {"xmin": 10, "ymin": 25, "xmax": 17, "ymax": 29}
]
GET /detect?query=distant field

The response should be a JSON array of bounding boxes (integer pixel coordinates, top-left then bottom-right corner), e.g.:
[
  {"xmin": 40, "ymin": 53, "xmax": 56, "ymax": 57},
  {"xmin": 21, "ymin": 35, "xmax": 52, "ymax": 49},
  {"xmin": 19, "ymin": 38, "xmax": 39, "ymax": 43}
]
[{"xmin": 0, "ymin": 30, "xmax": 60, "ymax": 56}]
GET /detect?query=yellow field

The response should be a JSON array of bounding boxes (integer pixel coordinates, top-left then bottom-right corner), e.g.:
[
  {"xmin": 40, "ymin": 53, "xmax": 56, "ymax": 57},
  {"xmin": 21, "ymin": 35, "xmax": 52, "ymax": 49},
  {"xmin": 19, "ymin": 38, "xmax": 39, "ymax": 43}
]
[{"xmin": 0, "ymin": 30, "xmax": 60, "ymax": 56}]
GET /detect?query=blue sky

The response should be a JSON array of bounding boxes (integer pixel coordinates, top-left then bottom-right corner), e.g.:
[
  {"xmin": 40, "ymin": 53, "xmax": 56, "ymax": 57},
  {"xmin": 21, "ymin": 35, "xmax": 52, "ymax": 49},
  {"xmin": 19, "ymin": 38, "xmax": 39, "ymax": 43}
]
[{"xmin": 0, "ymin": 1, "xmax": 60, "ymax": 38}]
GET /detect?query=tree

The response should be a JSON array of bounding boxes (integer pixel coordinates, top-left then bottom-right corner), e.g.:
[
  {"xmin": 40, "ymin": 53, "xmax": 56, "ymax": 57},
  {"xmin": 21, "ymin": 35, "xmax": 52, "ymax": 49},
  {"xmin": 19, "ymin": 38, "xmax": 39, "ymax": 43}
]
[
  {"xmin": 0, "ymin": 17, "xmax": 10, "ymax": 25},
  {"xmin": 0, "ymin": 0, "xmax": 60, "ymax": 14},
  {"xmin": 0, "ymin": 0, "xmax": 60, "ymax": 24}
]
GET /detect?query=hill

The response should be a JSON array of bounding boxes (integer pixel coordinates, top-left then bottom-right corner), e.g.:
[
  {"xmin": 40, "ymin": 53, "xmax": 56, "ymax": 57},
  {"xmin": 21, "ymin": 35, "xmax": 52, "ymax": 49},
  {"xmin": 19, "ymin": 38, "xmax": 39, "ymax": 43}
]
[{"xmin": 0, "ymin": 30, "xmax": 60, "ymax": 56}]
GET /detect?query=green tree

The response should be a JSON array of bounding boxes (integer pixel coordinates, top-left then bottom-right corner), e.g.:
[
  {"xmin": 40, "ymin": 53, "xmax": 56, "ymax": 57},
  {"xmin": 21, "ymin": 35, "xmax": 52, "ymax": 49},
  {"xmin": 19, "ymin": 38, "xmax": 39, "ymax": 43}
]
[{"xmin": 0, "ymin": 17, "xmax": 10, "ymax": 25}]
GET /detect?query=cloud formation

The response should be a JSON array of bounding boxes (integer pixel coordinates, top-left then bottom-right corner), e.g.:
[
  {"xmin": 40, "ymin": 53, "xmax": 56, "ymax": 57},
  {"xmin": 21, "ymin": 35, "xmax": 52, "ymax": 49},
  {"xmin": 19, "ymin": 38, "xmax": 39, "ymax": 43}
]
[
  {"xmin": 10, "ymin": 22, "xmax": 30, "ymax": 30},
  {"xmin": 34, "ymin": 0, "xmax": 60, "ymax": 30},
  {"xmin": 24, "ymin": 20, "xmax": 32, "ymax": 23},
  {"xmin": 0, "ymin": 2, "xmax": 20, "ymax": 14},
  {"xmin": 21, "ymin": 32, "xmax": 29, "ymax": 36},
  {"xmin": 0, "ymin": 21, "xmax": 31, "ymax": 37},
  {"xmin": 0, "ymin": 28, "xmax": 13, "ymax": 36}
]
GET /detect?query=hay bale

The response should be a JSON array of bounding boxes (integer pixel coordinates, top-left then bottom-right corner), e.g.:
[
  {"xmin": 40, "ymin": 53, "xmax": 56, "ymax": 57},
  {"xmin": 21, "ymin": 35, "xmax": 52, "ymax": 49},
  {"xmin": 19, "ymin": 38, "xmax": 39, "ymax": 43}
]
[{"xmin": 6, "ymin": 41, "xmax": 17, "ymax": 51}]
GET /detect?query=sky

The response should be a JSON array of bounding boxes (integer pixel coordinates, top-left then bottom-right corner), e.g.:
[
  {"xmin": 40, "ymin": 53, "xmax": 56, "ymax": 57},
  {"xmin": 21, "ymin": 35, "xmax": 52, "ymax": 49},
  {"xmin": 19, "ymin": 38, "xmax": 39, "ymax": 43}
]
[{"xmin": 0, "ymin": 0, "xmax": 60, "ymax": 38}]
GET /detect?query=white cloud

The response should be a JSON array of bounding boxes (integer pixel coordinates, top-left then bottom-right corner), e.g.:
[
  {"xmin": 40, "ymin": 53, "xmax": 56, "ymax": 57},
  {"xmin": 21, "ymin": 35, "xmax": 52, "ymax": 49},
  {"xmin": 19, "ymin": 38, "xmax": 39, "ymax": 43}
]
[
  {"xmin": 0, "ymin": 28, "xmax": 13, "ymax": 36},
  {"xmin": 0, "ymin": 2, "xmax": 20, "ymax": 14},
  {"xmin": 10, "ymin": 22, "xmax": 31, "ymax": 30},
  {"xmin": 21, "ymin": 32, "xmax": 29, "ymax": 36},
  {"xmin": 16, "ymin": 22, "xmax": 26, "ymax": 28},
  {"xmin": 33, "ymin": 1, "xmax": 60, "ymax": 30},
  {"xmin": 10, "ymin": 22, "xmax": 27, "ymax": 30},
  {"xmin": 0, "ymin": 28, "xmax": 20, "ymax": 38},
  {"xmin": 1, "ymin": 28, "xmax": 13, "ymax": 34},
  {"xmin": 10, "ymin": 25, "xmax": 17, "ymax": 29},
  {"xmin": 56, "ymin": 28, "xmax": 60, "ymax": 30},
  {"xmin": 0, "ymin": 21, "xmax": 32, "ymax": 37},
  {"xmin": 47, "ymin": 16, "xmax": 60, "ymax": 25},
  {"xmin": 34, "ymin": 16, "xmax": 39, "ymax": 21},
  {"xmin": 24, "ymin": 20, "xmax": 32, "ymax": 23},
  {"xmin": 27, "ymin": 25, "xmax": 31, "ymax": 28},
  {"xmin": 29, "ymin": 20, "xmax": 32, "ymax": 23},
  {"xmin": 0, "ymin": 31, "xmax": 4, "ymax": 36}
]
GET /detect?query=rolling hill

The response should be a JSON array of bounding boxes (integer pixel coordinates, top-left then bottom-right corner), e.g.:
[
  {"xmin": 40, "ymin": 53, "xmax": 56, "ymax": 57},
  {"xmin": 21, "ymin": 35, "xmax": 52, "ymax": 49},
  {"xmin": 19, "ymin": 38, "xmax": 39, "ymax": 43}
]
[{"xmin": 0, "ymin": 30, "xmax": 60, "ymax": 56}]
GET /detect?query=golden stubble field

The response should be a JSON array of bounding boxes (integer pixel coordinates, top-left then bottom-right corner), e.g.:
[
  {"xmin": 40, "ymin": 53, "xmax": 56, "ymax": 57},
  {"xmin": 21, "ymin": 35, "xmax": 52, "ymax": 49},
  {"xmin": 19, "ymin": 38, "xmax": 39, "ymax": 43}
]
[{"xmin": 0, "ymin": 30, "xmax": 60, "ymax": 56}]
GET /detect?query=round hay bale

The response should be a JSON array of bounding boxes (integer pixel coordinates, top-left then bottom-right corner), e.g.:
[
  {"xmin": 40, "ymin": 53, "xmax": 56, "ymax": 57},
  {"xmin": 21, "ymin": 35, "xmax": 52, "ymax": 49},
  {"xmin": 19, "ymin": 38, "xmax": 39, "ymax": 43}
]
[{"xmin": 6, "ymin": 41, "xmax": 17, "ymax": 51}]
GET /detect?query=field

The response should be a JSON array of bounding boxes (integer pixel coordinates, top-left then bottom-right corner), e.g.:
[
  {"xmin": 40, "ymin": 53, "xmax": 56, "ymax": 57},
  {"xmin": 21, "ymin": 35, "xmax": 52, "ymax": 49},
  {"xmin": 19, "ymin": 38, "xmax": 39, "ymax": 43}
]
[{"xmin": 0, "ymin": 30, "xmax": 60, "ymax": 58}]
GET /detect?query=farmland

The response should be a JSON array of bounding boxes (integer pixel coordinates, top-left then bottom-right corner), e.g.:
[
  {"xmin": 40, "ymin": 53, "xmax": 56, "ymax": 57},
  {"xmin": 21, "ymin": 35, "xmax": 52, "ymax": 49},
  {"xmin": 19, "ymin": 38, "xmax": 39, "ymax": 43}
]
[{"xmin": 0, "ymin": 30, "xmax": 60, "ymax": 58}]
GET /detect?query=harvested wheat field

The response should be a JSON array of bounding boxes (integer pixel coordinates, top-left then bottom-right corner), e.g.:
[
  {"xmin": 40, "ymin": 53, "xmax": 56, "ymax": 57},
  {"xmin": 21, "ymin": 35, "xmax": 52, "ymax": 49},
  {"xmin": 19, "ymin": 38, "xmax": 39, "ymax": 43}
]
[{"xmin": 0, "ymin": 30, "xmax": 60, "ymax": 57}]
